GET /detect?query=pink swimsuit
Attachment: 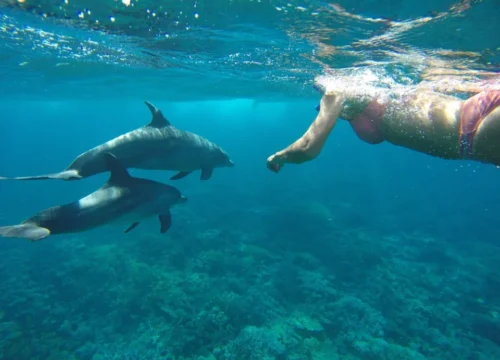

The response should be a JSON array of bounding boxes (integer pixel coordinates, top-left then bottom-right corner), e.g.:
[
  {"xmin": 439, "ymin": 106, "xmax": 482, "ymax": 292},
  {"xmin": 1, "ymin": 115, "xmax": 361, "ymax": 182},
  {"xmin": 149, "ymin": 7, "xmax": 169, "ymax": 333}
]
[
  {"xmin": 459, "ymin": 90, "xmax": 500, "ymax": 159},
  {"xmin": 348, "ymin": 99, "xmax": 386, "ymax": 144},
  {"xmin": 313, "ymin": 85, "xmax": 385, "ymax": 144}
]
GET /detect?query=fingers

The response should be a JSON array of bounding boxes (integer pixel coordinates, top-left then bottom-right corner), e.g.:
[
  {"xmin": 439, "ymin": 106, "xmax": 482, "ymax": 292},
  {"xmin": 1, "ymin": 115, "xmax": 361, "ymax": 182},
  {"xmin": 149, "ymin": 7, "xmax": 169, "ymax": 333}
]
[
  {"xmin": 266, "ymin": 153, "xmax": 284, "ymax": 173},
  {"xmin": 267, "ymin": 161, "xmax": 282, "ymax": 173}
]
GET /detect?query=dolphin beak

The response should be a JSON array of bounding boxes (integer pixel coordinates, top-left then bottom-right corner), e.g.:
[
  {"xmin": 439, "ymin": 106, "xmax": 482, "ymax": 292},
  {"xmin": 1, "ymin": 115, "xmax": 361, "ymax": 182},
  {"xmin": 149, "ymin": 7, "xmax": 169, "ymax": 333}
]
[
  {"xmin": 228, "ymin": 160, "xmax": 235, "ymax": 167},
  {"xmin": 179, "ymin": 195, "xmax": 188, "ymax": 204}
]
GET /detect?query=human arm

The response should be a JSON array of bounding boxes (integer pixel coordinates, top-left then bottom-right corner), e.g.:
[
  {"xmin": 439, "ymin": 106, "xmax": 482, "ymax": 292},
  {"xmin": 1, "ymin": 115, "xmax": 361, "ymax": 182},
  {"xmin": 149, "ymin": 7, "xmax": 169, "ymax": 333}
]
[{"xmin": 266, "ymin": 92, "xmax": 344, "ymax": 172}]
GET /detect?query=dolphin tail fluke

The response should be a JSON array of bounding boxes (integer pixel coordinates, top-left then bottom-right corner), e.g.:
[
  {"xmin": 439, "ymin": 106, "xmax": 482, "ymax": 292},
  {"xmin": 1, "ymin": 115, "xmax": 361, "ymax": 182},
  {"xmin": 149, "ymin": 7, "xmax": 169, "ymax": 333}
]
[
  {"xmin": 0, "ymin": 170, "xmax": 82, "ymax": 181},
  {"xmin": 0, "ymin": 224, "xmax": 51, "ymax": 241}
]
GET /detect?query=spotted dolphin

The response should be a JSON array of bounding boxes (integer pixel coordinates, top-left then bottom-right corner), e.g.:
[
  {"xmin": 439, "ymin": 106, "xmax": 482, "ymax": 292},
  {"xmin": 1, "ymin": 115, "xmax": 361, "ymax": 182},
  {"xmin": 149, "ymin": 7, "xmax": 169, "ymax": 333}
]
[
  {"xmin": 0, "ymin": 101, "xmax": 234, "ymax": 182},
  {"xmin": 0, "ymin": 153, "xmax": 187, "ymax": 241}
]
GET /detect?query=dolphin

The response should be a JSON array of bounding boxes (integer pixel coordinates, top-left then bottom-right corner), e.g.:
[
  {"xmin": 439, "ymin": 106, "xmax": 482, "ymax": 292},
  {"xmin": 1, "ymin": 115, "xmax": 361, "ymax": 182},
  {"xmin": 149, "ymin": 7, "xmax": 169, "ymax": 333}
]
[
  {"xmin": 0, "ymin": 101, "xmax": 234, "ymax": 182},
  {"xmin": 0, "ymin": 153, "xmax": 187, "ymax": 241}
]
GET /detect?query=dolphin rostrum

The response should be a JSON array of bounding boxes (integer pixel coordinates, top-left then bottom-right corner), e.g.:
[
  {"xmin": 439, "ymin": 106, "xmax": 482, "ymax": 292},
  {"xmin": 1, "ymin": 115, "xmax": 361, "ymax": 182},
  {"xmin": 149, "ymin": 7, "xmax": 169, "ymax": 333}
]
[
  {"xmin": 0, "ymin": 101, "xmax": 234, "ymax": 182},
  {"xmin": 0, "ymin": 153, "xmax": 187, "ymax": 241}
]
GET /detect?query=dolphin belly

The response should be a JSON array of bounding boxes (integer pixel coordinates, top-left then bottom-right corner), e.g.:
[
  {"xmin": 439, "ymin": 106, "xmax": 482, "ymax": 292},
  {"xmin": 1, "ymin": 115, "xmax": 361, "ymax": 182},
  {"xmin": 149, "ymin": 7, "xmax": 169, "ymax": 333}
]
[
  {"xmin": 70, "ymin": 134, "xmax": 192, "ymax": 173},
  {"xmin": 34, "ymin": 201, "xmax": 150, "ymax": 235},
  {"xmin": 24, "ymin": 204, "xmax": 103, "ymax": 235},
  {"xmin": 135, "ymin": 146, "xmax": 209, "ymax": 171},
  {"xmin": 102, "ymin": 134, "xmax": 215, "ymax": 172}
]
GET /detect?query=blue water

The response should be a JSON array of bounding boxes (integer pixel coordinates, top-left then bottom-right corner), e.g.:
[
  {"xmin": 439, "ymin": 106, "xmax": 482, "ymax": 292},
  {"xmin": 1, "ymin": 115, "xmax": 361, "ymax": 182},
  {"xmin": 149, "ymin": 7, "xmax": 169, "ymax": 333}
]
[{"xmin": 1, "ymin": 1, "xmax": 500, "ymax": 359}]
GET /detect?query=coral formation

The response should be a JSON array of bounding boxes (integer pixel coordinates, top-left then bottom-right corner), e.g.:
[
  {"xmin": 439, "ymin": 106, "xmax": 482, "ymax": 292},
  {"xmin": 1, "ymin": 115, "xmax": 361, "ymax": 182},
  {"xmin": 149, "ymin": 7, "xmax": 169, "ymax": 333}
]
[{"xmin": 0, "ymin": 194, "xmax": 499, "ymax": 360}]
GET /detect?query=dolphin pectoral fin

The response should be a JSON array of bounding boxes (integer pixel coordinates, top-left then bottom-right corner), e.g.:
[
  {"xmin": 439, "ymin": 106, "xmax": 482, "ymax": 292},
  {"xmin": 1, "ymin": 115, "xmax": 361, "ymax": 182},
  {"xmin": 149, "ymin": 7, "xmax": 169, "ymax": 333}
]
[
  {"xmin": 158, "ymin": 212, "xmax": 172, "ymax": 234},
  {"xmin": 0, "ymin": 224, "xmax": 50, "ymax": 241},
  {"xmin": 0, "ymin": 170, "xmax": 82, "ymax": 181},
  {"xmin": 170, "ymin": 171, "xmax": 191, "ymax": 180},
  {"xmin": 200, "ymin": 168, "xmax": 213, "ymax": 180},
  {"xmin": 124, "ymin": 222, "xmax": 141, "ymax": 233}
]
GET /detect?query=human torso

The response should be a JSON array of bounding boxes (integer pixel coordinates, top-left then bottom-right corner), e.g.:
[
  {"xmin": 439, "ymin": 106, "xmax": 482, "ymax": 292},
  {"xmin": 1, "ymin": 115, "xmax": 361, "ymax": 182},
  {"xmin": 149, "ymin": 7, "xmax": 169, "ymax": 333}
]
[
  {"xmin": 382, "ymin": 91, "xmax": 463, "ymax": 159},
  {"xmin": 343, "ymin": 90, "xmax": 464, "ymax": 160}
]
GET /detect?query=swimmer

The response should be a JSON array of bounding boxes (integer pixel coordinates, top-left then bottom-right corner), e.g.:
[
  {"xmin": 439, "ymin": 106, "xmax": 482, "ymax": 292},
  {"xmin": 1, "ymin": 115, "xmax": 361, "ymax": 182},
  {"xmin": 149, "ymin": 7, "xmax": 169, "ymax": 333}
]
[{"xmin": 266, "ymin": 73, "xmax": 500, "ymax": 172}]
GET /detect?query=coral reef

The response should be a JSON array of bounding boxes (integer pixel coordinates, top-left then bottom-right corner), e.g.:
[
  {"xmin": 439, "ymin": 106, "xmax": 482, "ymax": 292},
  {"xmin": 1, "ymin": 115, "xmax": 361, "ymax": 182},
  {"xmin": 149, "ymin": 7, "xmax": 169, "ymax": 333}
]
[{"xmin": 0, "ymin": 194, "xmax": 499, "ymax": 360}]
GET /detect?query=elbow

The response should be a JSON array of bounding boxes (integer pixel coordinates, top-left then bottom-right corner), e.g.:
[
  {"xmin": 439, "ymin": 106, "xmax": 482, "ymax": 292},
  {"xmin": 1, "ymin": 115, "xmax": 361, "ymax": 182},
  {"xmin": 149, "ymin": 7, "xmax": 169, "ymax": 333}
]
[{"xmin": 296, "ymin": 139, "xmax": 320, "ymax": 162}]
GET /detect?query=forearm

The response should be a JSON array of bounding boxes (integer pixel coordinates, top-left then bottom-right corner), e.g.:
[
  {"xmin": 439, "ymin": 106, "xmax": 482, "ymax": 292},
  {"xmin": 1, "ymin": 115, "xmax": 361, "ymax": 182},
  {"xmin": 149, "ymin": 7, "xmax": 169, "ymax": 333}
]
[
  {"xmin": 300, "ymin": 92, "xmax": 344, "ymax": 159},
  {"xmin": 267, "ymin": 92, "xmax": 344, "ymax": 171}
]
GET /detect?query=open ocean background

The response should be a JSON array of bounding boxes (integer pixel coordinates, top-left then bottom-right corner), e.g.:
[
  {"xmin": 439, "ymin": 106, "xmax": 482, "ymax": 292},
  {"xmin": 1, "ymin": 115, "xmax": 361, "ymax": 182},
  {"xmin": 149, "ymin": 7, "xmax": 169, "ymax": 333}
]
[{"xmin": 0, "ymin": 1, "xmax": 499, "ymax": 359}]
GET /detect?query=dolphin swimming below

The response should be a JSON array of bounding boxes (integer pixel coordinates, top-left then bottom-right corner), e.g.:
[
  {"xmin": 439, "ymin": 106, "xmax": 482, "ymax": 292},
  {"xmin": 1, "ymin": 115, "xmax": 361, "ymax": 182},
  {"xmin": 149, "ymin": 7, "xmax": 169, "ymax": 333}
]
[
  {"xmin": 0, "ymin": 101, "xmax": 234, "ymax": 182},
  {"xmin": 0, "ymin": 153, "xmax": 187, "ymax": 241}
]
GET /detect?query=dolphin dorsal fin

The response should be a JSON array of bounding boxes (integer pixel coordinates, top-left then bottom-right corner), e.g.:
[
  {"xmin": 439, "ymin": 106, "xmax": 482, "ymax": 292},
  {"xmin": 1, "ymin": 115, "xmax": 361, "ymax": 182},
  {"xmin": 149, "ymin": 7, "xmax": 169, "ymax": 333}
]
[
  {"xmin": 144, "ymin": 101, "xmax": 171, "ymax": 128},
  {"xmin": 103, "ymin": 153, "xmax": 132, "ymax": 184}
]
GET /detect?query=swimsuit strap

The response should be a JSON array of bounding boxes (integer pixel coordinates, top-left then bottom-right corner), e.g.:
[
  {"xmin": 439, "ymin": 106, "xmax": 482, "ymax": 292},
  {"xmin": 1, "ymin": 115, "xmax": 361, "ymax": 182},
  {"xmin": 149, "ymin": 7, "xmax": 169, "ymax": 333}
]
[{"xmin": 459, "ymin": 90, "xmax": 500, "ymax": 159}]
